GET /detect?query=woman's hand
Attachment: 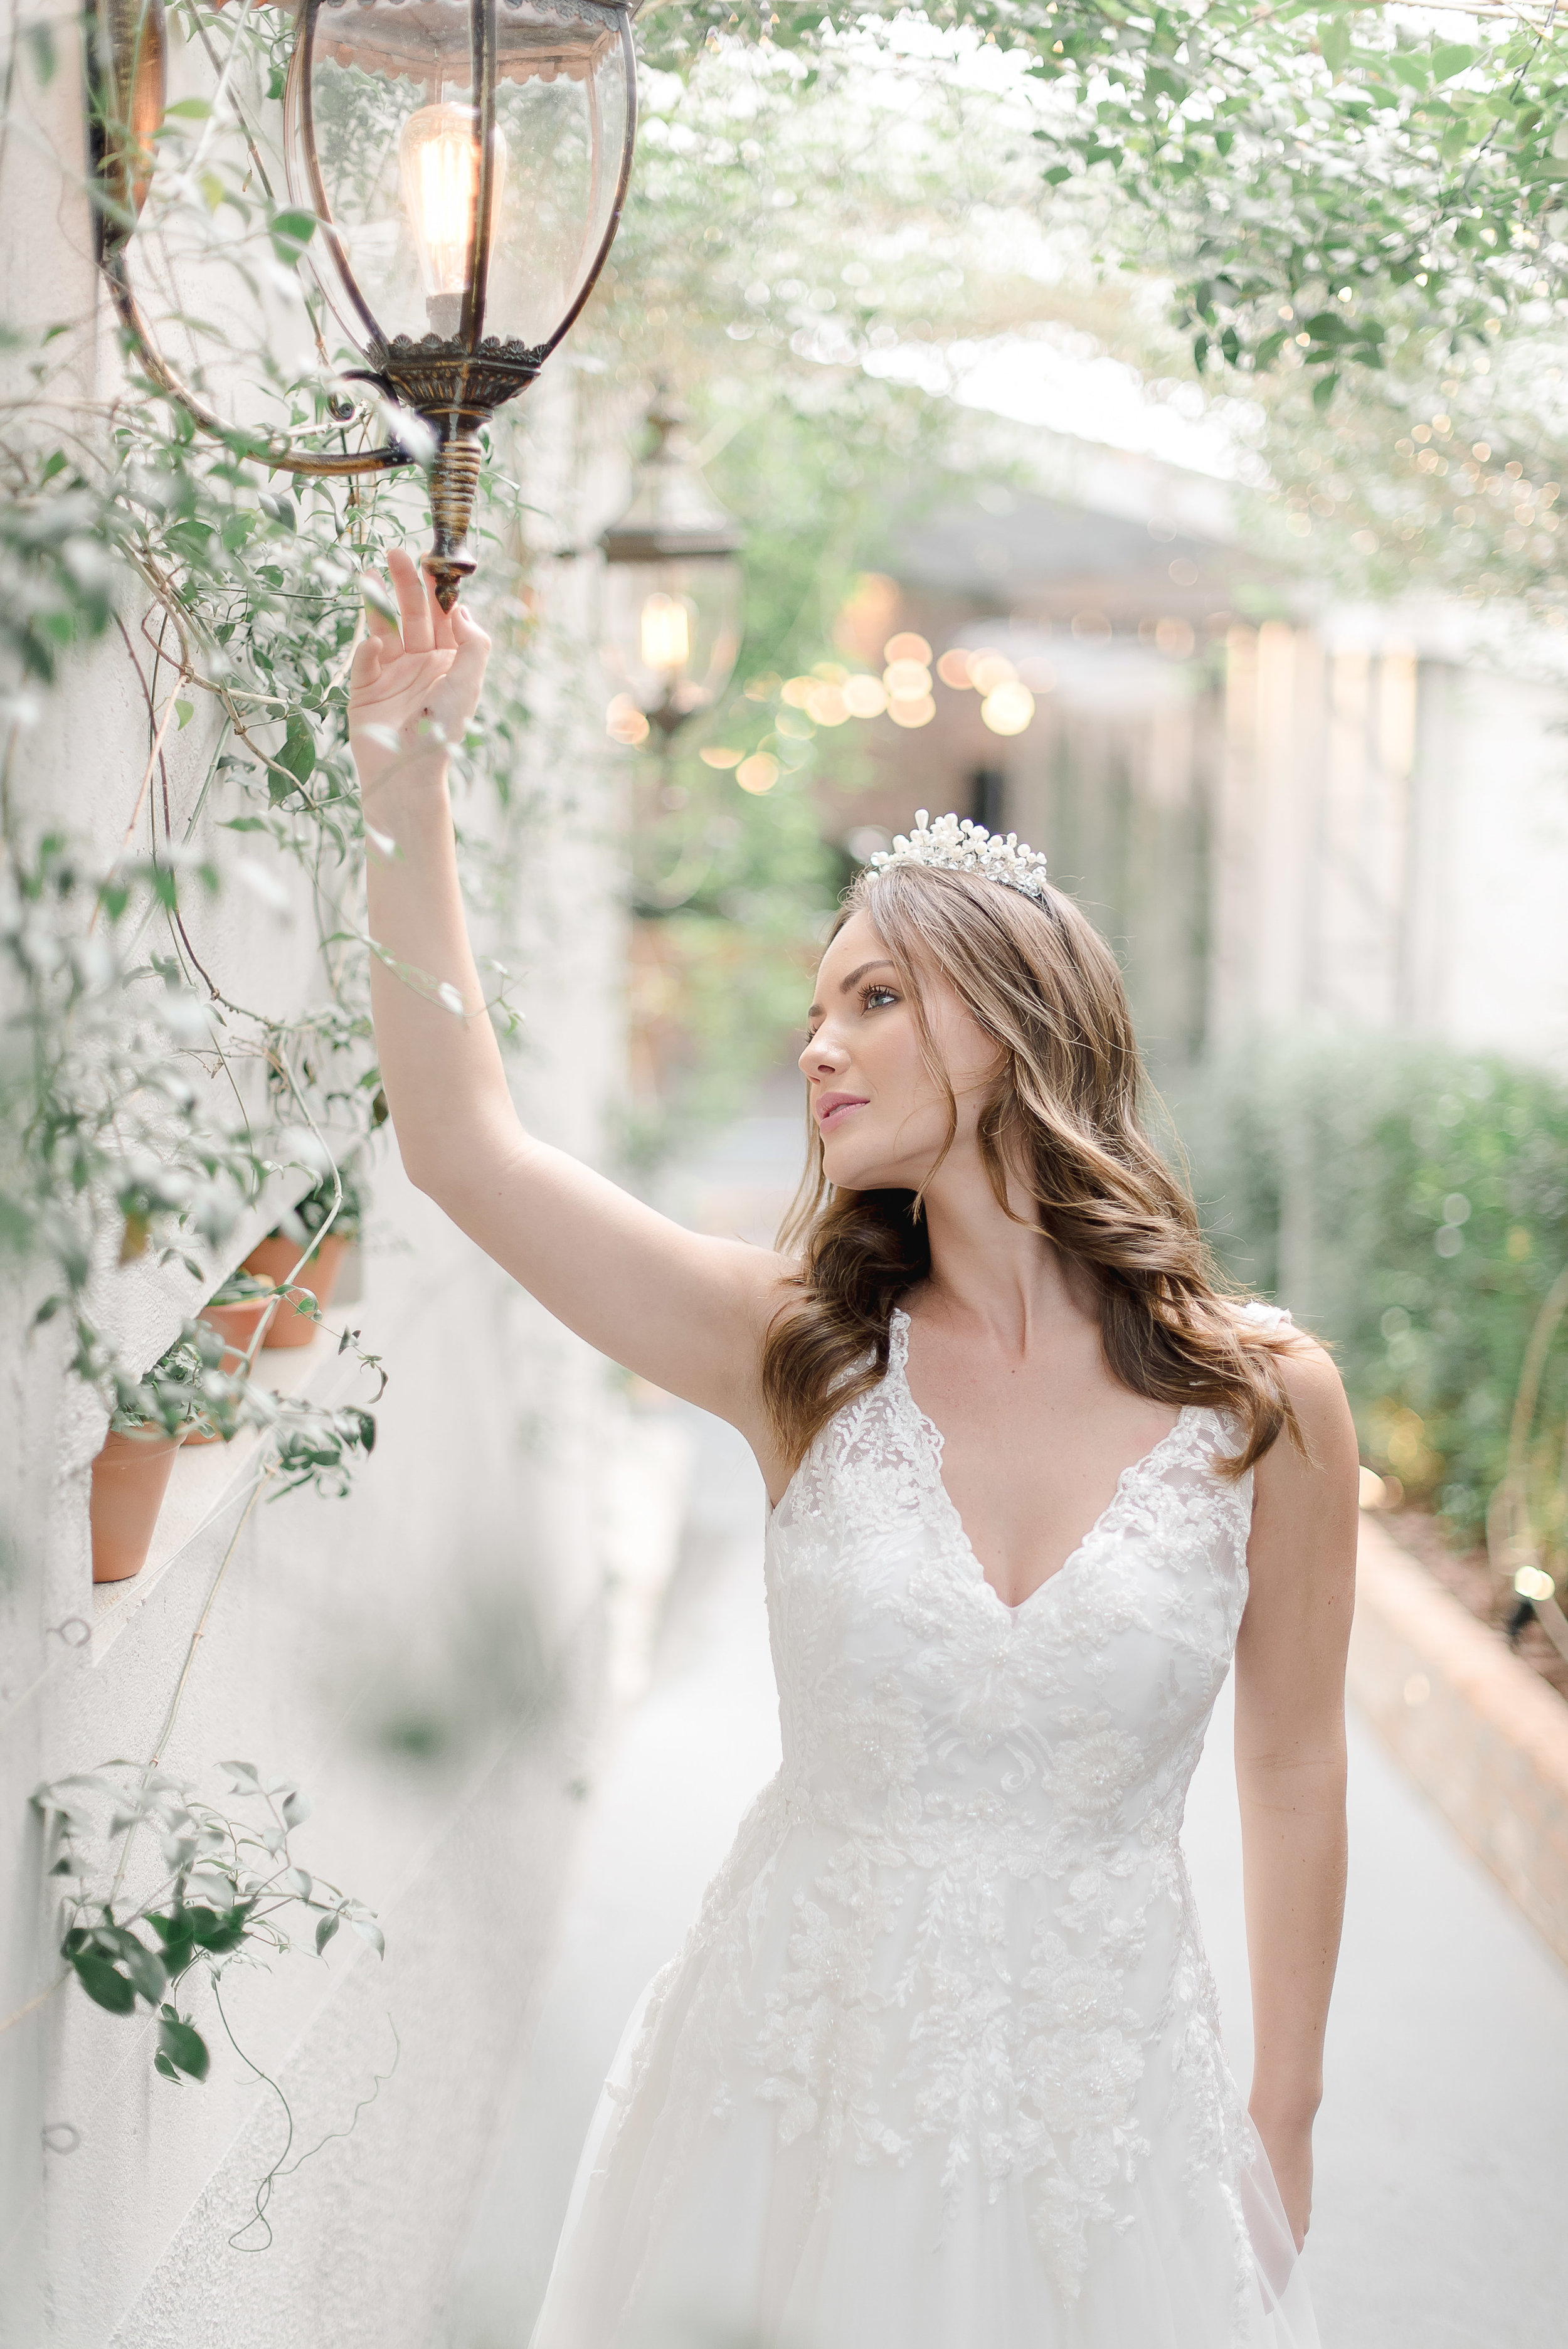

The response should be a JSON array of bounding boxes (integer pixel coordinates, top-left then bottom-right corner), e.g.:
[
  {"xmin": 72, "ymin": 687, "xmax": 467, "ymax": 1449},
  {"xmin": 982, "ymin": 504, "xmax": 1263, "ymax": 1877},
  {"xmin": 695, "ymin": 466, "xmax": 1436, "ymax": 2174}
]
[
  {"xmin": 1251, "ymin": 2106, "xmax": 1313, "ymax": 2251},
  {"xmin": 349, "ymin": 545, "xmax": 491, "ymax": 797}
]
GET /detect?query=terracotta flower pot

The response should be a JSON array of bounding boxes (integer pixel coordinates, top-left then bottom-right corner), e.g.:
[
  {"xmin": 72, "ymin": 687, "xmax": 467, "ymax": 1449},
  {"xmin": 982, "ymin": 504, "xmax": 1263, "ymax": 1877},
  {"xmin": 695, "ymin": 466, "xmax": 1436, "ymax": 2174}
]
[
  {"xmin": 242, "ymin": 1233, "xmax": 351, "ymax": 1349},
  {"xmin": 198, "ymin": 1296, "xmax": 273, "ymax": 1371},
  {"xmin": 90, "ymin": 1426, "xmax": 186, "ymax": 1584}
]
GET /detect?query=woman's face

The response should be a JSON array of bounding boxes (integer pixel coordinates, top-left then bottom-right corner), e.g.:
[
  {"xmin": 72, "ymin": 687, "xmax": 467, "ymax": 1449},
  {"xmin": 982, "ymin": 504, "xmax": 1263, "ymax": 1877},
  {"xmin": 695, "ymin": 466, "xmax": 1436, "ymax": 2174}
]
[{"xmin": 798, "ymin": 907, "xmax": 1000, "ymax": 1192}]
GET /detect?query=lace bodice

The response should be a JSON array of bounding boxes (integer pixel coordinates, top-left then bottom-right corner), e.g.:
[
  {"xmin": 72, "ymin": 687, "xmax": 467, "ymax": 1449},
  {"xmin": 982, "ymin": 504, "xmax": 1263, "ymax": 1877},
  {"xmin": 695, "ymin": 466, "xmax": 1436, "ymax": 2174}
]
[{"xmin": 572, "ymin": 1303, "xmax": 1298, "ymax": 2349}]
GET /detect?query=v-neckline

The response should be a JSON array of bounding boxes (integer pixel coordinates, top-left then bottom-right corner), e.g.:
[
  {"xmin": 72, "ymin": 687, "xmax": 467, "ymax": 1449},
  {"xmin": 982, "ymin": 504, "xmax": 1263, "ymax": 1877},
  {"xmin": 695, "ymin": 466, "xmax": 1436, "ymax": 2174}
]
[{"xmin": 888, "ymin": 1306, "xmax": 1197, "ymax": 1620}]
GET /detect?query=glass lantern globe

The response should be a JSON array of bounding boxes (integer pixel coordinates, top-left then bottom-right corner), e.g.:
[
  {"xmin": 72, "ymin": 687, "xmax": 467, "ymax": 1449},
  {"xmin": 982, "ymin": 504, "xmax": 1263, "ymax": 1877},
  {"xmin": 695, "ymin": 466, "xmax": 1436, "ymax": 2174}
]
[
  {"xmin": 599, "ymin": 393, "xmax": 743, "ymax": 742},
  {"xmin": 285, "ymin": 0, "xmax": 637, "ymax": 601}
]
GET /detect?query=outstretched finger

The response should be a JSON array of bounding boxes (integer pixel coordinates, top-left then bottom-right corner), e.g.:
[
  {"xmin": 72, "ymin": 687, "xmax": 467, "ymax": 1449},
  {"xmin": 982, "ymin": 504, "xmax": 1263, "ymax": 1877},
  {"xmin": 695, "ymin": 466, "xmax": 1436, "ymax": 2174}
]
[
  {"xmin": 361, "ymin": 571, "xmax": 401, "ymax": 646},
  {"xmin": 348, "ymin": 633, "xmax": 382, "ymax": 686},
  {"xmin": 447, "ymin": 602, "xmax": 493, "ymax": 709},
  {"xmin": 388, "ymin": 545, "xmax": 433, "ymax": 654}
]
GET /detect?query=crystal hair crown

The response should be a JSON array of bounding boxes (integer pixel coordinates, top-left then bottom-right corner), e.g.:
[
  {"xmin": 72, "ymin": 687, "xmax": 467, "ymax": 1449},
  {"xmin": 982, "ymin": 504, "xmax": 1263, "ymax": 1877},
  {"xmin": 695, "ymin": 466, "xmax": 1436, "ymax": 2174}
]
[{"xmin": 869, "ymin": 810, "xmax": 1051, "ymax": 904}]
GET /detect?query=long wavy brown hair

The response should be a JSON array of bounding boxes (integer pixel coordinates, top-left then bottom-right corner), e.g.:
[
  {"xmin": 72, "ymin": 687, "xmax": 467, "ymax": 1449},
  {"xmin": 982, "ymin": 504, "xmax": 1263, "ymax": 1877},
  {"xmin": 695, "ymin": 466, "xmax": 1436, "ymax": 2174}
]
[{"xmin": 761, "ymin": 858, "xmax": 1303, "ymax": 1475}]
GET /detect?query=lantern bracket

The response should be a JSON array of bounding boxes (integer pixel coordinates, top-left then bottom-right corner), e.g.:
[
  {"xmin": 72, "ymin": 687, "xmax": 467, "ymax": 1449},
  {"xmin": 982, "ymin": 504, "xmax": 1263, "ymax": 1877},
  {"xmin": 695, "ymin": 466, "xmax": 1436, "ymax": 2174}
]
[{"xmin": 90, "ymin": 0, "xmax": 405, "ymax": 481}]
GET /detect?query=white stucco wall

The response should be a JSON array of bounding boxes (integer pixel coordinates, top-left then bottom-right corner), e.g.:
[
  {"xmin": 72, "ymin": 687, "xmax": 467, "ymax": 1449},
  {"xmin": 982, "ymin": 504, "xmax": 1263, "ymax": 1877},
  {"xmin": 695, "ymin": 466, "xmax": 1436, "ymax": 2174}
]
[
  {"xmin": 1208, "ymin": 610, "xmax": 1568, "ymax": 1072},
  {"xmin": 0, "ymin": 9, "xmax": 637, "ymax": 2341}
]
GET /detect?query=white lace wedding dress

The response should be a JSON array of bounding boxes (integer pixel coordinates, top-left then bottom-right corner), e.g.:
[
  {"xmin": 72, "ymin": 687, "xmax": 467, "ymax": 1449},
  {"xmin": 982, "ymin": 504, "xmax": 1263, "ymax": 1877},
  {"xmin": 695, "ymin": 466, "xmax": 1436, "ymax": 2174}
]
[{"xmin": 531, "ymin": 1303, "xmax": 1321, "ymax": 2349}]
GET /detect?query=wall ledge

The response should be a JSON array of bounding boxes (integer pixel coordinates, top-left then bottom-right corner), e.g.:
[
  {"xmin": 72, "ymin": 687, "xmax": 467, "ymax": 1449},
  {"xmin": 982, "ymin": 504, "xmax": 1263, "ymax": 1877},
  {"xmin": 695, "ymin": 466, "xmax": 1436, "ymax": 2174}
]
[{"xmin": 1350, "ymin": 1513, "xmax": 1568, "ymax": 1970}]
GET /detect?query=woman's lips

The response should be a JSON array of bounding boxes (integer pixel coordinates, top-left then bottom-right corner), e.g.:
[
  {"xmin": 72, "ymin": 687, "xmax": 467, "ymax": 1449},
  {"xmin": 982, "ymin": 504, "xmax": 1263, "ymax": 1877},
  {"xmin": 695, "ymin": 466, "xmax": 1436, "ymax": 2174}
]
[{"xmin": 817, "ymin": 1093, "xmax": 869, "ymax": 1132}]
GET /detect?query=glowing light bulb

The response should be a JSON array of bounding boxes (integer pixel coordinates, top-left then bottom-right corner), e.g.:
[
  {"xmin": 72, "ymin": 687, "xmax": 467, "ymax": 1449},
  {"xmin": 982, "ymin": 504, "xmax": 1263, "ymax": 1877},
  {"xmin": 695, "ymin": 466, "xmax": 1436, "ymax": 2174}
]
[
  {"xmin": 398, "ymin": 102, "xmax": 507, "ymax": 337},
  {"xmin": 639, "ymin": 591, "xmax": 692, "ymax": 673}
]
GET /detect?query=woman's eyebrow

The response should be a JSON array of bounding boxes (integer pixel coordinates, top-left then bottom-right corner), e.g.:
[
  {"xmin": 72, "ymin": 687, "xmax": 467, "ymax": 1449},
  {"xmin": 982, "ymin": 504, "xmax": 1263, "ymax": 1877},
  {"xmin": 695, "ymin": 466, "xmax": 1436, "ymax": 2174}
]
[
  {"xmin": 805, "ymin": 959, "xmax": 898, "ymax": 1026},
  {"xmin": 838, "ymin": 958, "xmax": 897, "ymax": 995}
]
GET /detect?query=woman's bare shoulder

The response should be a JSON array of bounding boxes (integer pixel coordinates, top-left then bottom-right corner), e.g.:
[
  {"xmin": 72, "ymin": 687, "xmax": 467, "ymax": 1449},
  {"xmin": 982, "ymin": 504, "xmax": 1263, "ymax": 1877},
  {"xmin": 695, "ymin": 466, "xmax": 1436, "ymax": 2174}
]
[{"xmin": 1214, "ymin": 1294, "xmax": 1353, "ymax": 1473}]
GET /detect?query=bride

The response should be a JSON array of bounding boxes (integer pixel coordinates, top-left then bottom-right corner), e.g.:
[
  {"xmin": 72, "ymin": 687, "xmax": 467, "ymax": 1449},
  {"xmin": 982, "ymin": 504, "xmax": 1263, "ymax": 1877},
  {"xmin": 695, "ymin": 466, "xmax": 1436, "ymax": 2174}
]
[{"xmin": 352, "ymin": 553, "xmax": 1356, "ymax": 2349}]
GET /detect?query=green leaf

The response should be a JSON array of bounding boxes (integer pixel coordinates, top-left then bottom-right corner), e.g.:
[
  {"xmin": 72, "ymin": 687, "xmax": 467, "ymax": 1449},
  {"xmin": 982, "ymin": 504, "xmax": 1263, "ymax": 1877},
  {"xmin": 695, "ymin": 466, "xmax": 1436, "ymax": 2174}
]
[
  {"xmin": 350, "ymin": 1917, "xmax": 384, "ymax": 1957},
  {"xmin": 361, "ymin": 575, "xmax": 400, "ymax": 622},
  {"xmin": 157, "ymin": 2014, "xmax": 210, "ymax": 2082},
  {"xmin": 269, "ymin": 208, "xmax": 318, "ymax": 264},
  {"xmin": 1431, "ymin": 44, "xmax": 1475, "ymax": 83},
  {"xmin": 164, "ymin": 97, "xmax": 214, "ymax": 120},
  {"xmin": 71, "ymin": 1950, "xmax": 135, "ymax": 2015},
  {"xmin": 315, "ymin": 1911, "xmax": 340, "ymax": 1954},
  {"xmin": 153, "ymin": 2049, "xmax": 181, "ymax": 2082},
  {"xmin": 186, "ymin": 1901, "xmax": 254, "ymax": 1954},
  {"xmin": 281, "ymin": 1788, "xmax": 312, "ymax": 1829},
  {"xmin": 275, "ymin": 711, "xmax": 316, "ymax": 787},
  {"xmin": 24, "ymin": 21, "xmax": 56, "ymax": 83},
  {"xmin": 147, "ymin": 1910, "xmax": 196, "ymax": 1956},
  {"xmin": 1319, "ymin": 13, "xmax": 1351, "ymax": 76},
  {"xmin": 1311, "ymin": 370, "xmax": 1341, "ymax": 413},
  {"xmin": 102, "ymin": 1927, "xmax": 166, "ymax": 2003},
  {"xmin": 174, "ymin": 699, "xmax": 194, "ymax": 731}
]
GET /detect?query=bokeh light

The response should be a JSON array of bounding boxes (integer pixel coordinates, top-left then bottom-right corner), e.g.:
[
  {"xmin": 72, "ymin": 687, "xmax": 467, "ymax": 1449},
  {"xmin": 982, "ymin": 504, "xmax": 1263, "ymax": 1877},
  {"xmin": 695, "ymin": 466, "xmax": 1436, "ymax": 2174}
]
[
  {"xmin": 805, "ymin": 682, "xmax": 850, "ymax": 724},
  {"xmin": 888, "ymin": 694, "xmax": 936, "ymax": 729},
  {"xmin": 842, "ymin": 674, "xmax": 888, "ymax": 718},
  {"xmin": 980, "ymin": 681, "xmax": 1035, "ymax": 735},
  {"xmin": 883, "ymin": 631, "xmax": 932, "ymax": 664},
  {"xmin": 936, "ymin": 649, "xmax": 973, "ymax": 688},
  {"xmin": 736, "ymin": 753, "xmax": 780, "ymax": 793},
  {"xmin": 967, "ymin": 649, "xmax": 1016, "ymax": 694},
  {"xmin": 699, "ymin": 746, "xmax": 743, "ymax": 768},
  {"xmin": 883, "ymin": 657, "xmax": 933, "ymax": 698},
  {"xmin": 607, "ymin": 694, "xmax": 650, "ymax": 745}
]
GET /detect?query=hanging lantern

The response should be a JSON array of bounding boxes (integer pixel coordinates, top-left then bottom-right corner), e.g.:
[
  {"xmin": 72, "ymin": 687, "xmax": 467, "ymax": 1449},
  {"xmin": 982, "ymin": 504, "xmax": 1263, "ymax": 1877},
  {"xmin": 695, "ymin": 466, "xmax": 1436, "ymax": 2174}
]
[
  {"xmin": 92, "ymin": 0, "xmax": 640, "ymax": 605},
  {"xmin": 599, "ymin": 391, "xmax": 744, "ymax": 742}
]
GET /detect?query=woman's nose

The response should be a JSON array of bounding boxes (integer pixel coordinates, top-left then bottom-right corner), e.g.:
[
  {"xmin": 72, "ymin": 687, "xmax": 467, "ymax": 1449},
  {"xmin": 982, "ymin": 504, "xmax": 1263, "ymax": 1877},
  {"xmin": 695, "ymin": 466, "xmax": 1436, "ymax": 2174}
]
[{"xmin": 799, "ymin": 1029, "xmax": 846, "ymax": 1077}]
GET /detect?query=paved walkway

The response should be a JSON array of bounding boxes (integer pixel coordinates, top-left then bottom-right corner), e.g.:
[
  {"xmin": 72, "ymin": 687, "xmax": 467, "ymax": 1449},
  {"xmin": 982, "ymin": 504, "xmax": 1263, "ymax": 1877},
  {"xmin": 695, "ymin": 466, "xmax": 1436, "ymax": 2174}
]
[{"xmin": 448, "ymin": 1115, "xmax": 1568, "ymax": 2349}]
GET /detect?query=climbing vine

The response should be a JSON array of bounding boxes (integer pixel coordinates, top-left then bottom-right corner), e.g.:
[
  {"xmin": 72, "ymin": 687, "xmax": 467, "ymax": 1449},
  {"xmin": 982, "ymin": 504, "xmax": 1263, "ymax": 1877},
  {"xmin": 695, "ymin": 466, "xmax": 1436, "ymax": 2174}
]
[{"xmin": 0, "ymin": 0, "xmax": 539, "ymax": 1462}]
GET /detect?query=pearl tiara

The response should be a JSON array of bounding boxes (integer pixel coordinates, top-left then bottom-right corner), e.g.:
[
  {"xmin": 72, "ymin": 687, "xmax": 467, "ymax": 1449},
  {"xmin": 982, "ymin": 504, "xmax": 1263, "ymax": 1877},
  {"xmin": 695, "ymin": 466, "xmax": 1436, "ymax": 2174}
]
[{"xmin": 868, "ymin": 810, "xmax": 1051, "ymax": 904}]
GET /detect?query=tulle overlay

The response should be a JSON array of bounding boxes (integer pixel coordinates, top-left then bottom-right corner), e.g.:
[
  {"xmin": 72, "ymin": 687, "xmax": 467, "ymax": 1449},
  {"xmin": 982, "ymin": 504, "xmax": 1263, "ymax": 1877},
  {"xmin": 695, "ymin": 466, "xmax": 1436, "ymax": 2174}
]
[{"xmin": 532, "ymin": 1307, "xmax": 1320, "ymax": 2349}]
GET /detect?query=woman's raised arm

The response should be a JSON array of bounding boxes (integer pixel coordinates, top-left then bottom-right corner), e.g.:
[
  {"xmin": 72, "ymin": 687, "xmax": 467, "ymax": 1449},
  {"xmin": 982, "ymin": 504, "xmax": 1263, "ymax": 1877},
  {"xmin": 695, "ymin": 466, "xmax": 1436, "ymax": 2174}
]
[
  {"xmin": 352, "ymin": 550, "xmax": 787, "ymax": 1426},
  {"xmin": 1232, "ymin": 1341, "xmax": 1359, "ymax": 2251}
]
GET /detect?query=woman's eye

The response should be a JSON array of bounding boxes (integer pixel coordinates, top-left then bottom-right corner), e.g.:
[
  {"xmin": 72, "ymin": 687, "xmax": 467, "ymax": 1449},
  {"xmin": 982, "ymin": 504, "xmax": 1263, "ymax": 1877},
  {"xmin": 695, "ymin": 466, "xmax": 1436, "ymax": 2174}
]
[{"xmin": 862, "ymin": 986, "xmax": 898, "ymax": 1010}]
